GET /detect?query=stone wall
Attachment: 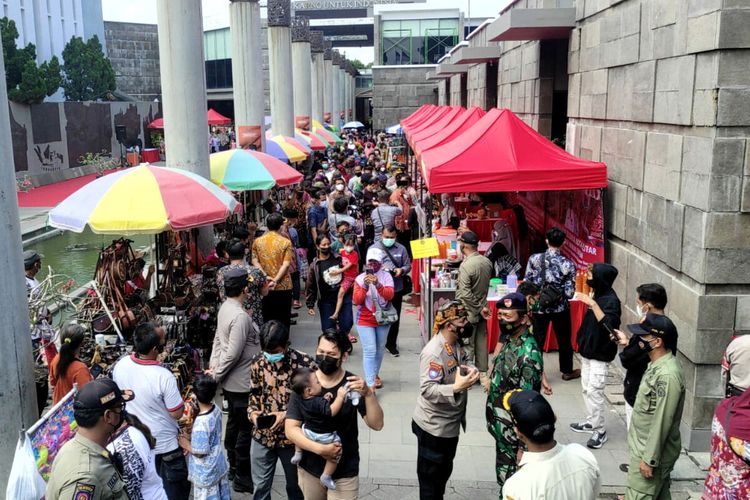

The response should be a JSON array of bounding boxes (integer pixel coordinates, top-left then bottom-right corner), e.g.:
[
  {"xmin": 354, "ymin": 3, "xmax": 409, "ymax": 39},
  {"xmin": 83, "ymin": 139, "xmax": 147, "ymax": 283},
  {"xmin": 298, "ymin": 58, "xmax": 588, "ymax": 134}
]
[
  {"xmin": 9, "ymin": 101, "xmax": 161, "ymax": 185},
  {"xmin": 449, "ymin": 74, "xmax": 463, "ymax": 106},
  {"xmin": 467, "ymin": 63, "xmax": 487, "ymax": 108},
  {"xmin": 566, "ymin": 0, "xmax": 750, "ymax": 450},
  {"xmin": 104, "ymin": 22, "xmax": 162, "ymax": 101},
  {"xmin": 371, "ymin": 66, "xmax": 437, "ymax": 130}
]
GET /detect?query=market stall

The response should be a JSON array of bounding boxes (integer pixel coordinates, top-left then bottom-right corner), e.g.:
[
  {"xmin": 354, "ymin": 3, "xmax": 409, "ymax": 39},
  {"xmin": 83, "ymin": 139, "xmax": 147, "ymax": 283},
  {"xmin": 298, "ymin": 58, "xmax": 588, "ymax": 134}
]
[{"xmin": 409, "ymin": 107, "xmax": 608, "ymax": 349}]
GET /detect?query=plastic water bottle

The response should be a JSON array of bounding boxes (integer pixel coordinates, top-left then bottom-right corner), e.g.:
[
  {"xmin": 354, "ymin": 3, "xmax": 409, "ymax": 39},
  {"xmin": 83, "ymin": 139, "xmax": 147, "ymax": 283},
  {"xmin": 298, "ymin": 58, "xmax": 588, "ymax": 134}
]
[
  {"xmin": 506, "ymin": 272, "xmax": 518, "ymax": 291},
  {"xmin": 347, "ymin": 390, "xmax": 360, "ymax": 406}
]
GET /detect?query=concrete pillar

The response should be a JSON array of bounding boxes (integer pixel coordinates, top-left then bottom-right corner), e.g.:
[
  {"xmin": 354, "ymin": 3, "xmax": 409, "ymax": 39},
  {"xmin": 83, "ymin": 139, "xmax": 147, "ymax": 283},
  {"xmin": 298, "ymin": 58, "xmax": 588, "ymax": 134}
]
[
  {"xmin": 291, "ymin": 17, "xmax": 312, "ymax": 131},
  {"xmin": 323, "ymin": 42, "xmax": 333, "ymax": 126},
  {"xmin": 230, "ymin": 0, "xmax": 265, "ymax": 151},
  {"xmin": 267, "ymin": 0, "xmax": 294, "ymax": 137},
  {"xmin": 156, "ymin": 0, "xmax": 213, "ymax": 253},
  {"xmin": 338, "ymin": 65, "xmax": 346, "ymax": 126},
  {"xmin": 310, "ymin": 31, "xmax": 325, "ymax": 126},
  {"xmin": 331, "ymin": 51, "xmax": 341, "ymax": 129},
  {"xmin": 0, "ymin": 46, "xmax": 37, "ymax": 493}
]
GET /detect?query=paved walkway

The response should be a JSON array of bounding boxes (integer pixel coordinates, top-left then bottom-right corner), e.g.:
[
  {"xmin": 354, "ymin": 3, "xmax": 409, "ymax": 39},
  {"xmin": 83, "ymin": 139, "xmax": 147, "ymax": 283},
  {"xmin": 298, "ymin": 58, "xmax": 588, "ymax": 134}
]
[{"xmin": 233, "ymin": 301, "xmax": 707, "ymax": 499}]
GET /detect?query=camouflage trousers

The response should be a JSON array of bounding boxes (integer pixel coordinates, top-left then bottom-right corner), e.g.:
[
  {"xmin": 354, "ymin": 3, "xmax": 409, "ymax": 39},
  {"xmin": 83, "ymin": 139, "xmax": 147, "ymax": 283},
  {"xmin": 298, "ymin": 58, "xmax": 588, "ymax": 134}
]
[{"xmin": 486, "ymin": 404, "xmax": 520, "ymax": 493}]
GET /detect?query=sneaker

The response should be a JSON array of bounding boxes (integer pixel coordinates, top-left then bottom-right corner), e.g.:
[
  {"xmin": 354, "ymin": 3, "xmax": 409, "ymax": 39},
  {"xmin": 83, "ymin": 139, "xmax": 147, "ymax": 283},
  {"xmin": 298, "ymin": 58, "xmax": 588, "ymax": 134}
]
[
  {"xmin": 587, "ymin": 430, "xmax": 608, "ymax": 449},
  {"xmin": 569, "ymin": 422, "xmax": 594, "ymax": 433},
  {"xmin": 561, "ymin": 369, "xmax": 581, "ymax": 381},
  {"xmin": 386, "ymin": 345, "xmax": 400, "ymax": 357}
]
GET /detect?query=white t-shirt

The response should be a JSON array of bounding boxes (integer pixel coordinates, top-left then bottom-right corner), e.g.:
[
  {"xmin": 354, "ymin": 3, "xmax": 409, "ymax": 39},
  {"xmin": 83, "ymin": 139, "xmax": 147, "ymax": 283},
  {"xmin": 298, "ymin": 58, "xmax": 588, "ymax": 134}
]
[
  {"xmin": 502, "ymin": 442, "xmax": 600, "ymax": 500},
  {"xmin": 107, "ymin": 426, "xmax": 168, "ymax": 500},
  {"xmin": 112, "ymin": 354, "xmax": 184, "ymax": 454}
]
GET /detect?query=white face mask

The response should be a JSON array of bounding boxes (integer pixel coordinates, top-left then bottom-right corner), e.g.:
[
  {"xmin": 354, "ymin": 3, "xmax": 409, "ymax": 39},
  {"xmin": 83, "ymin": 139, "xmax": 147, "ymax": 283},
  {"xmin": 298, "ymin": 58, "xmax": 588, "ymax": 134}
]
[
  {"xmin": 335, "ymin": 184, "xmax": 345, "ymax": 192},
  {"xmin": 636, "ymin": 302, "xmax": 647, "ymax": 321},
  {"xmin": 344, "ymin": 246, "xmax": 354, "ymax": 253}
]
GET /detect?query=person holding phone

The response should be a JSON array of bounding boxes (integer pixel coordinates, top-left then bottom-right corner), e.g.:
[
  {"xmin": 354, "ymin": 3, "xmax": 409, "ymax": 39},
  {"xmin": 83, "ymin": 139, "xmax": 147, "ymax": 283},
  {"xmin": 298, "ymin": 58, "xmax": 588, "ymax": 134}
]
[
  {"xmin": 247, "ymin": 321, "xmax": 314, "ymax": 500},
  {"xmin": 571, "ymin": 263, "xmax": 621, "ymax": 450}
]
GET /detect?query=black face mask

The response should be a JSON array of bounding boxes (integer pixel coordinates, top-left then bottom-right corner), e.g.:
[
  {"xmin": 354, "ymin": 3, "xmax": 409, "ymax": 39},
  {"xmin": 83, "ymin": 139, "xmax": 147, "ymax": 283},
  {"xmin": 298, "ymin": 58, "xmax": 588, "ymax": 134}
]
[
  {"xmin": 638, "ymin": 339, "xmax": 655, "ymax": 352},
  {"xmin": 316, "ymin": 354, "xmax": 341, "ymax": 375},
  {"xmin": 319, "ymin": 248, "xmax": 331, "ymax": 255},
  {"xmin": 500, "ymin": 319, "xmax": 522, "ymax": 332}
]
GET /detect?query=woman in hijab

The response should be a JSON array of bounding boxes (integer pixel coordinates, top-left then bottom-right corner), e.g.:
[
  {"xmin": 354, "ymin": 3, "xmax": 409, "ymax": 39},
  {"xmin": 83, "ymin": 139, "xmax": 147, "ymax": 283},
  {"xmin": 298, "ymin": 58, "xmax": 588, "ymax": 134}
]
[{"xmin": 703, "ymin": 387, "xmax": 750, "ymax": 498}]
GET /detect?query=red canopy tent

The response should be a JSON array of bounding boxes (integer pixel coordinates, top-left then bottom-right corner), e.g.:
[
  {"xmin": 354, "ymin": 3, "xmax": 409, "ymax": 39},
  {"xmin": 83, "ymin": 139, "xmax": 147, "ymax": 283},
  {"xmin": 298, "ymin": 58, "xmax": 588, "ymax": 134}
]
[
  {"xmin": 421, "ymin": 108, "xmax": 607, "ymax": 193},
  {"xmin": 402, "ymin": 105, "xmax": 445, "ymax": 133},
  {"xmin": 400, "ymin": 104, "xmax": 435, "ymax": 128},
  {"xmin": 147, "ymin": 109, "xmax": 232, "ymax": 129},
  {"xmin": 413, "ymin": 107, "xmax": 486, "ymax": 161},
  {"xmin": 405, "ymin": 106, "xmax": 457, "ymax": 141},
  {"xmin": 407, "ymin": 106, "xmax": 465, "ymax": 149}
]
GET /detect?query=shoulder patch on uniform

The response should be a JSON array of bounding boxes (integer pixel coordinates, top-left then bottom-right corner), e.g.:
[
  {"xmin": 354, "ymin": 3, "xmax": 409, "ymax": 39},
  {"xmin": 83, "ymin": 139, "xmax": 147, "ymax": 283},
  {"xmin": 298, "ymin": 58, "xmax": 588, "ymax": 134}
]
[
  {"xmin": 107, "ymin": 473, "xmax": 118, "ymax": 489},
  {"xmin": 73, "ymin": 482, "xmax": 95, "ymax": 500},
  {"xmin": 447, "ymin": 358, "xmax": 456, "ymax": 369},
  {"xmin": 444, "ymin": 343, "xmax": 454, "ymax": 355},
  {"xmin": 428, "ymin": 361, "xmax": 443, "ymax": 380}
]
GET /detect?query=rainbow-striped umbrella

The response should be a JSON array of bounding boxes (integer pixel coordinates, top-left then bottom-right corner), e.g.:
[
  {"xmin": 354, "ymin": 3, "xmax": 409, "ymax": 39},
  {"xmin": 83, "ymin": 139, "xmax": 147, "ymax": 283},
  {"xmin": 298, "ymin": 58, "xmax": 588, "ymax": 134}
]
[
  {"xmin": 295, "ymin": 129, "xmax": 330, "ymax": 151},
  {"xmin": 311, "ymin": 121, "xmax": 343, "ymax": 145},
  {"xmin": 266, "ymin": 135, "xmax": 309, "ymax": 162},
  {"xmin": 210, "ymin": 150, "xmax": 303, "ymax": 190},
  {"xmin": 48, "ymin": 164, "xmax": 238, "ymax": 234}
]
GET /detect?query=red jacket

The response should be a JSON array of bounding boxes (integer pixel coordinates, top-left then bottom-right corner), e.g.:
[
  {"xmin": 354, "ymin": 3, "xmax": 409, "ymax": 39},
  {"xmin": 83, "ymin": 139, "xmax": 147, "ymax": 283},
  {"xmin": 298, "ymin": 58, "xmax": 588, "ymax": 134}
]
[{"xmin": 353, "ymin": 281, "xmax": 394, "ymax": 327}]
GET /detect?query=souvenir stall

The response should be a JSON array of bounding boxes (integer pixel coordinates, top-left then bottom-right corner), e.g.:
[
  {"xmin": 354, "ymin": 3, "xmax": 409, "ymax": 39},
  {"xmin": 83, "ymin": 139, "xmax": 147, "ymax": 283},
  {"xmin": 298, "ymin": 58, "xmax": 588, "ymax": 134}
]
[{"xmin": 404, "ymin": 106, "xmax": 608, "ymax": 349}]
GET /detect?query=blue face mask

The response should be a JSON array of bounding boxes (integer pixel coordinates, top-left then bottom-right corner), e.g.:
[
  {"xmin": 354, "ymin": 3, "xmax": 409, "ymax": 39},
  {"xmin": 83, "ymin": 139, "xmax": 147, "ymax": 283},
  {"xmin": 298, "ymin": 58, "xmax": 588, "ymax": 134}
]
[
  {"xmin": 382, "ymin": 238, "xmax": 396, "ymax": 248},
  {"xmin": 263, "ymin": 351, "xmax": 285, "ymax": 363}
]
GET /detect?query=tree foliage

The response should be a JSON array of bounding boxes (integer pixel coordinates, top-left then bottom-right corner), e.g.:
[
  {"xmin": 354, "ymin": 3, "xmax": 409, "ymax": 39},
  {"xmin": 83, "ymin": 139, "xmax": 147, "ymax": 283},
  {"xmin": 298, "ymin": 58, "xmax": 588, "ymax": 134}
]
[
  {"xmin": 61, "ymin": 35, "xmax": 116, "ymax": 101},
  {"xmin": 0, "ymin": 17, "xmax": 61, "ymax": 104}
]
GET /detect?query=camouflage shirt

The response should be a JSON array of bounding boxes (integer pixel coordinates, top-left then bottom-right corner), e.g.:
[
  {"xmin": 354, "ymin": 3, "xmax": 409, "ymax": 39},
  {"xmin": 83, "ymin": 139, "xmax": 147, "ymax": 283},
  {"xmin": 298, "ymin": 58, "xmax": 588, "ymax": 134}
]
[{"xmin": 487, "ymin": 328, "xmax": 544, "ymax": 410}]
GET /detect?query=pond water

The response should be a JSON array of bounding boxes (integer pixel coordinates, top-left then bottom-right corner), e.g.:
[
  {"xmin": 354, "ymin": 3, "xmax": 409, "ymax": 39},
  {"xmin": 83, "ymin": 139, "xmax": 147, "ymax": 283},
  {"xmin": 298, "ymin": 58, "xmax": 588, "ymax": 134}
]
[{"xmin": 29, "ymin": 228, "xmax": 152, "ymax": 289}]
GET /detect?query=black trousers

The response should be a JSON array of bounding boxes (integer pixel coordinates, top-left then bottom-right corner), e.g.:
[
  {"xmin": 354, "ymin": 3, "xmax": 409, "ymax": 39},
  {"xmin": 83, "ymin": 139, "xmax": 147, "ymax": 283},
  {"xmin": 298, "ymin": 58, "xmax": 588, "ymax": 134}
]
[
  {"xmin": 155, "ymin": 448, "xmax": 191, "ymax": 500},
  {"xmin": 386, "ymin": 290, "xmax": 405, "ymax": 351},
  {"xmin": 224, "ymin": 390, "xmax": 253, "ymax": 482},
  {"xmin": 262, "ymin": 289, "xmax": 293, "ymax": 328},
  {"xmin": 532, "ymin": 309, "xmax": 574, "ymax": 374},
  {"xmin": 397, "ymin": 230, "xmax": 412, "ymax": 257},
  {"xmin": 412, "ymin": 420, "xmax": 459, "ymax": 500}
]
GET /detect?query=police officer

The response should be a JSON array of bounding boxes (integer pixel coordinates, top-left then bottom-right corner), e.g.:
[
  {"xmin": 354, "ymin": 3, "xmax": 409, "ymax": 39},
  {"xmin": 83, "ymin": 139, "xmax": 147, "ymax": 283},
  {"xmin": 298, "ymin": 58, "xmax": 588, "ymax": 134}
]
[
  {"xmin": 625, "ymin": 314, "xmax": 685, "ymax": 500},
  {"xmin": 46, "ymin": 378, "xmax": 132, "ymax": 499},
  {"xmin": 486, "ymin": 292, "xmax": 544, "ymax": 492},
  {"xmin": 412, "ymin": 301, "xmax": 479, "ymax": 499}
]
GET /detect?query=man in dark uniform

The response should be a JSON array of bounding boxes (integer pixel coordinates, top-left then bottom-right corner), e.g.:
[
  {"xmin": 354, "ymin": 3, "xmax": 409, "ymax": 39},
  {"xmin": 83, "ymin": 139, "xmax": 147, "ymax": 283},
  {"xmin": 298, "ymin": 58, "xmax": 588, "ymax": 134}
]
[
  {"xmin": 412, "ymin": 301, "xmax": 480, "ymax": 499},
  {"xmin": 486, "ymin": 292, "xmax": 544, "ymax": 492},
  {"xmin": 46, "ymin": 378, "xmax": 132, "ymax": 499}
]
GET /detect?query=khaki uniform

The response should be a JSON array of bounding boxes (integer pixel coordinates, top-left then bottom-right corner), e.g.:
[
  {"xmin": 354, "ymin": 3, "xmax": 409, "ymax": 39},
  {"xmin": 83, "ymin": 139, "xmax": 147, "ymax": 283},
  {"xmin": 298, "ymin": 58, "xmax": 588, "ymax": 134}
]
[
  {"xmin": 46, "ymin": 433, "xmax": 128, "ymax": 500},
  {"xmin": 626, "ymin": 352, "xmax": 685, "ymax": 500},
  {"xmin": 455, "ymin": 251, "xmax": 493, "ymax": 371}
]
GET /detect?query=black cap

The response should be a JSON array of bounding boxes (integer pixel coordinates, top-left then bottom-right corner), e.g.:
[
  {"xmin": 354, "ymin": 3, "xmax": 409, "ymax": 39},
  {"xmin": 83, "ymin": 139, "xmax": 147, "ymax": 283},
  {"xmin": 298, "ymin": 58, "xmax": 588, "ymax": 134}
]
[
  {"xmin": 74, "ymin": 378, "xmax": 134, "ymax": 411},
  {"xmin": 224, "ymin": 267, "xmax": 249, "ymax": 288},
  {"xmin": 458, "ymin": 230, "xmax": 480, "ymax": 245},
  {"xmin": 497, "ymin": 292, "xmax": 527, "ymax": 312},
  {"xmin": 506, "ymin": 390, "xmax": 556, "ymax": 442},
  {"xmin": 627, "ymin": 313, "xmax": 678, "ymax": 344},
  {"xmin": 23, "ymin": 250, "xmax": 43, "ymax": 267}
]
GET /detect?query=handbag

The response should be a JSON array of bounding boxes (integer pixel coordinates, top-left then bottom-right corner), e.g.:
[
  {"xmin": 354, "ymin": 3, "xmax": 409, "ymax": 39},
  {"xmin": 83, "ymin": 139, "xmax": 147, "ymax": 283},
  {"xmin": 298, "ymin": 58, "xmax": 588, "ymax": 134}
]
[
  {"xmin": 537, "ymin": 252, "xmax": 565, "ymax": 310},
  {"xmin": 371, "ymin": 284, "xmax": 399, "ymax": 325}
]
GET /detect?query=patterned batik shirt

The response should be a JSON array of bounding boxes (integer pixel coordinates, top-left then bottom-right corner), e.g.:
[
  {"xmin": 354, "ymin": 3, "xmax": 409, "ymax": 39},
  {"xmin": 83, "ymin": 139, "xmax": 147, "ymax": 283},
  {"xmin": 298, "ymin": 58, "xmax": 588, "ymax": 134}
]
[
  {"xmin": 216, "ymin": 263, "xmax": 266, "ymax": 330},
  {"xmin": 252, "ymin": 231, "xmax": 294, "ymax": 291},
  {"xmin": 248, "ymin": 349, "xmax": 316, "ymax": 448},
  {"xmin": 524, "ymin": 248, "xmax": 576, "ymax": 314}
]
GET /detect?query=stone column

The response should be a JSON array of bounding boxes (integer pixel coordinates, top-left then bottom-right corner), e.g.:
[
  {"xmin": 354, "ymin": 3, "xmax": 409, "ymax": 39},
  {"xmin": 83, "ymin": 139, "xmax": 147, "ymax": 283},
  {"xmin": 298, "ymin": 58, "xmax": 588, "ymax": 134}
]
[
  {"xmin": 291, "ymin": 17, "xmax": 312, "ymax": 131},
  {"xmin": 0, "ymin": 46, "xmax": 37, "ymax": 493},
  {"xmin": 323, "ymin": 42, "xmax": 333, "ymax": 126},
  {"xmin": 267, "ymin": 0, "xmax": 294, "ymax": 137},
  {"xmin": 156, "ymin": 0, "xmax": 213, "ymax": 253},
  {"xmin": 230, "ymin": 0, "xmax": 265, "ymax": 151},
  {"xmin": 338, "ymin": 63, "xmax": 346, "ymax": 126},
  {"xmin": 331, "ymin": 51, "xmax": 341, "ymax": 130},
  {"xmin": 310, "ymin": 31, "xmax": 325, "ymax": 126}
]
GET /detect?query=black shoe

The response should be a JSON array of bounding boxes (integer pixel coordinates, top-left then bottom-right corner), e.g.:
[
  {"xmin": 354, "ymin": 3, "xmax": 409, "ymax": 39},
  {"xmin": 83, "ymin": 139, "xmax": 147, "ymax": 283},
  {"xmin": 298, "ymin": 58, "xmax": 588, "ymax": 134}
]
[
  {"xmin": 619, "ymin": 463, "xmax": 629, "ymax": 473},
  {"xmin": 569, "ymin": 422, "xmax": 594, "ymax": 433},
  {"xmin": 386, "ymin": 346, "xmax": 400, "ymax": 357},
  {"xmin": 290, "ymin": 319, "xmax": 297, "ymax": 325},
  {"xmin": 290, "ymin": 312, "xmax": 299, "ymax": 318},
  {"xmin": 233, "ymin": 476, "xmax": 253, "ymax": 493},
  {"xmin": 587, "ymin": 430, "xmax": 608, "ymax": 449}
]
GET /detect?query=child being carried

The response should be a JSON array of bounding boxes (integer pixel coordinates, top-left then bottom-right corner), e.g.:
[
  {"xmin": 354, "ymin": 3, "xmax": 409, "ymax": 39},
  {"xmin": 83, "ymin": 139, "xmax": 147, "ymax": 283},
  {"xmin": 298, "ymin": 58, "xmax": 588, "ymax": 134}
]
[{"xmin": 290, "ymin": 367, "xmax": 348, "ymax": 490}]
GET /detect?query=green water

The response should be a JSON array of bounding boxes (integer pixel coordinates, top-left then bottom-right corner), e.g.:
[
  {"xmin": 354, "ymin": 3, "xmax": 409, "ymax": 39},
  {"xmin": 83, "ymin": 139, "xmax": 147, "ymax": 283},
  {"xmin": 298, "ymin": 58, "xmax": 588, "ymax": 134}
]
[{"xmin": 29, "ymin": 228, "xmax": 152, "ymax": 289}]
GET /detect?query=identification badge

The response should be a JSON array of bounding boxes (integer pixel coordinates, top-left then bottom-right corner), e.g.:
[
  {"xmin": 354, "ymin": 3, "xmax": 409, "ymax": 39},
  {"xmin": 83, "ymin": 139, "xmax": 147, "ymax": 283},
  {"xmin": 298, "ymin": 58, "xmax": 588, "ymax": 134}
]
[
  {"xmin": 428, "ymin": 361, "xmax": 443, "ymax": 380},
  {"xmin": 447, "ymin": 358, "xmax": 456, "ymax": 369},
  {"xmin": 73, "ymin": 483, "xmax": 95, "ymax": 500}
]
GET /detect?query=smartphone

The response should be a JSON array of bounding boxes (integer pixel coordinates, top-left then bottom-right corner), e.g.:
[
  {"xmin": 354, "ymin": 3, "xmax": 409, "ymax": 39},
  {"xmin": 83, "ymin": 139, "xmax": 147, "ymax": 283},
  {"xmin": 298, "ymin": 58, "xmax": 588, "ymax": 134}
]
[
  {"xmin": 602, "ymin": 322, "xmax": 617, "ymax": 342},
  {"xmin": 365, "ymin": 269, "xmax": 374, "ymax": 275},
  {"xmin": 256, "ymin": 414, "xmax": 276, "ymax": 430}
]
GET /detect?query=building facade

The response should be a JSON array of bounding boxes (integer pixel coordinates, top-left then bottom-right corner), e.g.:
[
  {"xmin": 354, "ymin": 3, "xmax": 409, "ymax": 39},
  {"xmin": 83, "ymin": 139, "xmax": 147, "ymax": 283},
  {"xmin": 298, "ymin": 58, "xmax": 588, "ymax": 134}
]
[
  {"xmin": 104, "ymin": 22, "xmax": 161, "ymax": 101},
  {"xmin": 378, "ymin": 0, "xmax": 750, "ymax": 450}
]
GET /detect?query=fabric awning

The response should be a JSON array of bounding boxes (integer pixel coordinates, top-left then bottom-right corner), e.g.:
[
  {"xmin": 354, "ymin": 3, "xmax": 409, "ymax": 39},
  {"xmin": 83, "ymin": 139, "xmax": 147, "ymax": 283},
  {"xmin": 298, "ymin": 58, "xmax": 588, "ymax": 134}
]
[
  {"xmin": 404, "ymin": 106, "xmax": 455, "ymax": 139},
  {"xmin": 421, "ymin": 108, "xmax": 608, "ymax": 193},
  {"xmin": 400, "ymin": 104, "xmax": 435, "ymax": 128},
  {"xmin": 407, "ymin": 106, "xmax": 465, "ymax": 149},
  {"xmin": 413, "ymin": 107, "xmax": 486, "ymax": 160}
]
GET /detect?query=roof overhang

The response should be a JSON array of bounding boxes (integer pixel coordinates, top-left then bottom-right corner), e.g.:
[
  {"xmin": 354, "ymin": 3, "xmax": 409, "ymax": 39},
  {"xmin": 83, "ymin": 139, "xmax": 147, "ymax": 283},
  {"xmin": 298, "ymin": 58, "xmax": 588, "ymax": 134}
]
[
  {"xmin": 452, "ymin": 45, "xmax": 502, "ymax": 64},
  {"xmin": 487, "ymin": 8, "xmax": 576, "ymax": 42},
  {"xmin": 426, "ymin": 69, "xmax": 448, "ymax": 80},
  {"xmin": 436, "ymin": 63, "xmax": 469, "ymax": 76}
]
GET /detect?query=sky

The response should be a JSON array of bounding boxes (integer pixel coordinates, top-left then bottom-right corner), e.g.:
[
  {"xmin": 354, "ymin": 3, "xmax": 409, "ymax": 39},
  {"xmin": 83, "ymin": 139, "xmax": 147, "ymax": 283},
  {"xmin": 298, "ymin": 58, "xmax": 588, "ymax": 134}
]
[{"xmin": 101, "ymin": 0, "xmax": 511, "ymax": 64}]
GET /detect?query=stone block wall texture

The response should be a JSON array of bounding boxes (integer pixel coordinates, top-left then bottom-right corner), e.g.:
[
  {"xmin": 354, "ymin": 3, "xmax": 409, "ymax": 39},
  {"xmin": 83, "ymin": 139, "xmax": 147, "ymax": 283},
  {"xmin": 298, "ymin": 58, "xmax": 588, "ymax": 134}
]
[
  {"xmin": 565, "ymin": 0, "xmax": 750, "ymax": 450},
  {"xmin": 371, "ymin": 66, "xmax": 437, "ymax": 130},
  {"xmin": 104, "ymin": 22, "xmax": 162, "ymax": 101}
]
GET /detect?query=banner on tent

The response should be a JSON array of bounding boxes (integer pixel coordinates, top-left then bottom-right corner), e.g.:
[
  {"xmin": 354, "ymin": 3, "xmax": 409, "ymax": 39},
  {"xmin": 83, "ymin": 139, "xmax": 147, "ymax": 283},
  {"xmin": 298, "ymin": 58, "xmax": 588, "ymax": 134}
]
[{"xmin": 509, "ymin": 189, "xmax": 605, "ymax": 269}]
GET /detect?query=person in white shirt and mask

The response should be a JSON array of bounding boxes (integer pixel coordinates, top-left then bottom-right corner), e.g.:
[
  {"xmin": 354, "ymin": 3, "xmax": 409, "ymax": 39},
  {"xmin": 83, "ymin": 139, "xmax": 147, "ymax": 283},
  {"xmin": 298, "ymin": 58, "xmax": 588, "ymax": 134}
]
[{"xmin": 502, "ymin": 390, "xmax": 601, "ymax": 500}]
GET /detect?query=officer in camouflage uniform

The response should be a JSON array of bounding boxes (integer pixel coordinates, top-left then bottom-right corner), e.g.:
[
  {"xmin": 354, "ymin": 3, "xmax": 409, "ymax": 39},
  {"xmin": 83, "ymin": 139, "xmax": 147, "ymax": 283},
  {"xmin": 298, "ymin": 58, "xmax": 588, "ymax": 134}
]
[{"xmin": 486, "ymin": 292, "xmax": 544, "ymax": 492}]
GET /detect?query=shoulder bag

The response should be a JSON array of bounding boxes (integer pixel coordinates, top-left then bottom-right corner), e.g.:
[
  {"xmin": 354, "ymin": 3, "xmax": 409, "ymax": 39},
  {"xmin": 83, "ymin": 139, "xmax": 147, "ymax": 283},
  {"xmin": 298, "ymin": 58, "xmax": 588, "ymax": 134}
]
[
  {"xmin": 377, "ymin": 218, "xmax": 413, "ymax": 296},
  {"xmin": 537, "ymin": 252, "xmax": 565, "ymax": 310},
  {"xmin": 370, "ymin": 282, "xmax": 399, "ymax": 325}
]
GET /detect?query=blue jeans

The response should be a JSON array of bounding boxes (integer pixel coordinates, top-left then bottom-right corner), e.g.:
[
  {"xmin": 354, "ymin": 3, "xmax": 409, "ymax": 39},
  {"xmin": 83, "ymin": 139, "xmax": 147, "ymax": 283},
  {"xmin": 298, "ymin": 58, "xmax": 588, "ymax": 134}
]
[
  {"xmin": 250, "ymin": 441, "xmax": 303, "ymax": 500},
  {"xmin": 358, "ymin": 323, "xmax": 390, "ymax": 386},
  {"xmin": 317, "ymin": 289, "xmax": 353, "ymax": 334}
]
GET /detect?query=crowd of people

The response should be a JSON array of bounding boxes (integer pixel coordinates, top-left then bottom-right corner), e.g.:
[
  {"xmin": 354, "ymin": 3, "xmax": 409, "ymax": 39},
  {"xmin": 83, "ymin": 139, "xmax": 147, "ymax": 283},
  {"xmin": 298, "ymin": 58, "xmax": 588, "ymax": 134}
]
[{"xmin": 33, "ymin": 129, "xmax": 749, "ymax": 500}]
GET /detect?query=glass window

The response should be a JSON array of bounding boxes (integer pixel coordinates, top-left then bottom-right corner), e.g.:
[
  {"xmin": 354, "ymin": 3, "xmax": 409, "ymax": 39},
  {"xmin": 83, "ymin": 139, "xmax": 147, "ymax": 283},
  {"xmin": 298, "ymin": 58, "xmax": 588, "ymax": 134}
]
[
  {"xmin": 382, "ymin": 28, "xmax": 411, "ymax": 65},
  {"xmin": 425, "ymin": 27, "xmax": 457, "ymax": 64},
  {"xmin": 419, "ymin": 19, "xmax": 439, "ymax": 32},
  {"xmin": 381, "ymin": 20, "xmax": 401, "ymax": 31}
]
